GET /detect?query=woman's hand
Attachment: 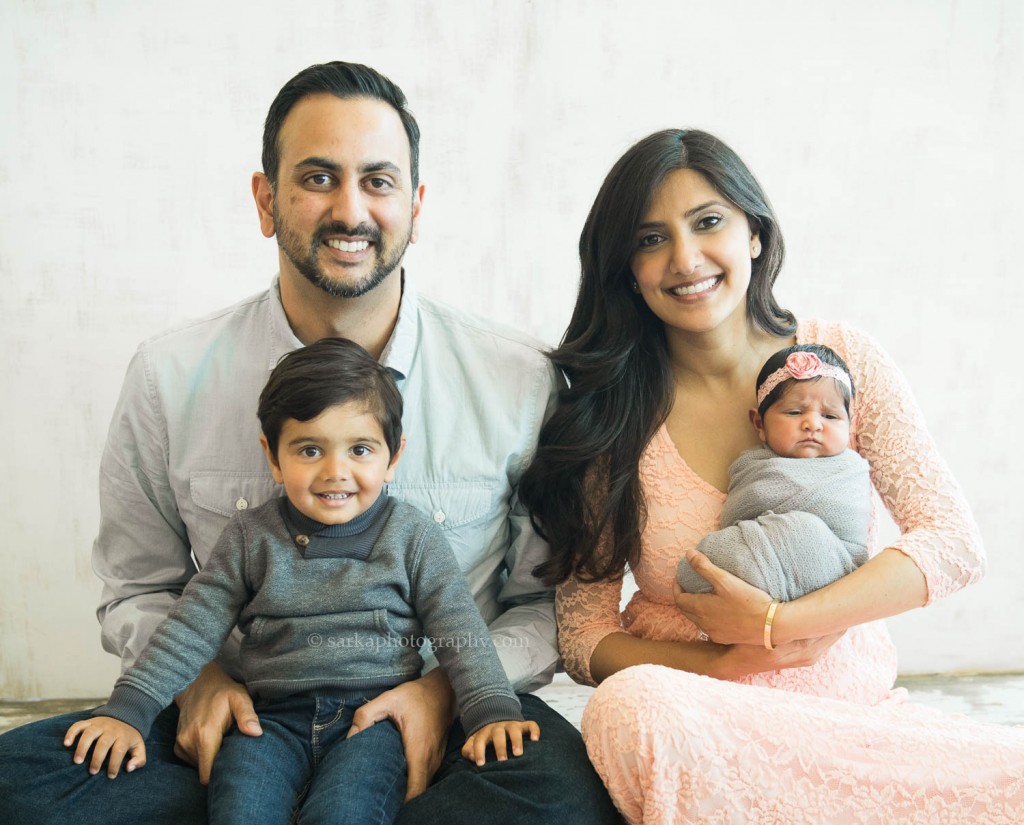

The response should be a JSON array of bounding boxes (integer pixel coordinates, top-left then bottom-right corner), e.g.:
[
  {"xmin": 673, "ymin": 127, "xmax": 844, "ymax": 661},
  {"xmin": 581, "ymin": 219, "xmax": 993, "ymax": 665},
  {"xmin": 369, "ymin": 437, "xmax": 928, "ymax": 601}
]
[
  {"xmin": 712, "ymin": 633, "xmax": 845, "ymax": 680},
  {"xmin": 673, "ymin": 549, "xmax": 775, "ymax": 646}
]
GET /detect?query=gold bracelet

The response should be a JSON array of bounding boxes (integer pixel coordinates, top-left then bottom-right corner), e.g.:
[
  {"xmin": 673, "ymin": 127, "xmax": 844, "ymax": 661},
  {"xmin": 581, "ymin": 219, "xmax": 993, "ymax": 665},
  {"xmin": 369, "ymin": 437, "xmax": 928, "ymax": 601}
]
[{"xmin": 763, "ymin": 600, "xmax": 781, "ymax": 650}]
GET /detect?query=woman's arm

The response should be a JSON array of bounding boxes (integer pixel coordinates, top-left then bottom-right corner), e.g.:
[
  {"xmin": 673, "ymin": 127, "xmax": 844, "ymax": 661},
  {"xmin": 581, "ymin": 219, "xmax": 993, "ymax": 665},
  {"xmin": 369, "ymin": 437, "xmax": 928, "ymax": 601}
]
[
  {"xmin": 558, "ymin": 567, "xmax": 840, "ymax": 685},
  {"xmin": 676, "ymin": 323, "xmax": 984, "ymax": 646},
  {"xmin": 675, "ymin": 546, "xmax": 924, "ymax": 647},
  {"xmin": 589, "ymin": 628, "xmax": 842, "ymax": 683}
]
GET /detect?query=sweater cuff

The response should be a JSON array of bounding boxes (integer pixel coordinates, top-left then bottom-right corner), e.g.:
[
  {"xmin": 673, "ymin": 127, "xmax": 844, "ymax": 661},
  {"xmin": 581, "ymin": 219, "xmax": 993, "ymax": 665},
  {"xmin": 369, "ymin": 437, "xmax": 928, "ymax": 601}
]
[
  {"xmin": 92, "ymin": 684, "xmax": 167, "ymax": 739},
  {"xmin": 460, "ymin": 693, "xmax": 524, "ymax": 737}
]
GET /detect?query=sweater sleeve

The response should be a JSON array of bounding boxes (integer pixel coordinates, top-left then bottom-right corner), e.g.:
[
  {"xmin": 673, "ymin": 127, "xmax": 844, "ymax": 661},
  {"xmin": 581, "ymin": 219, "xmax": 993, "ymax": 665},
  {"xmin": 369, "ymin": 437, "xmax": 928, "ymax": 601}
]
[
  {"xmin": 93, "ymin": 515, "xmax": 254, "ymax": 737},
  {"xmin": 803, "ymin": 320, "xmax": 985, "ymax": 603},
  {"xmin": 407, "ymin": 519, "xmax": 523, "ymax": 736}
]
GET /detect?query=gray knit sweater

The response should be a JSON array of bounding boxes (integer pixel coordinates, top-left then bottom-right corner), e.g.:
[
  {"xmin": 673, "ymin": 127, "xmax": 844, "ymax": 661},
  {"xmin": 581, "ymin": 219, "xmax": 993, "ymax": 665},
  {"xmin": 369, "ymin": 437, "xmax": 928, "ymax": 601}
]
[
  {"xmin": 95, "ymin": 495, "xmax": 522, "ymax": 737},
  {"xmin": 677, "ymin": 446, "xmax": 871, "ymax": 601}
]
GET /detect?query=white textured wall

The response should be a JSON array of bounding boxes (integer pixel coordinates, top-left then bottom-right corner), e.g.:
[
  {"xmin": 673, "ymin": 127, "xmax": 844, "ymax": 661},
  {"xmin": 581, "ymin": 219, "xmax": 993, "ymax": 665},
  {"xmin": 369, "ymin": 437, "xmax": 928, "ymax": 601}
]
[{"xmin": 1, "ymin": 0, "xmax": 1021, "ymax": 698}]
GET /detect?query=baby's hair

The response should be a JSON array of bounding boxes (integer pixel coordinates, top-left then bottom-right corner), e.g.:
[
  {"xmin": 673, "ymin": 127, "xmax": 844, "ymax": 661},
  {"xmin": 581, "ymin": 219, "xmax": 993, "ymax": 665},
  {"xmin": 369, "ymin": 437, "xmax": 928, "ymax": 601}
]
[
  {"xmin": 258, "ymin": 337, "xmax": 403, "ymax": 460},
  {"xmin": 756, "ymin": 344, "xmax": 855, "ymax": 418}
]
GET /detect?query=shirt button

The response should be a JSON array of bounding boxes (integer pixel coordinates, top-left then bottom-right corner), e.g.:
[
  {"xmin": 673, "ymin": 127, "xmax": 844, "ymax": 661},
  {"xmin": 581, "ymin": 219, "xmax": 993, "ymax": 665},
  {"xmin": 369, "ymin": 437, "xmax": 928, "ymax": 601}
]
[
  {"xmin": 432, "ymin": 510, "xmax": 446, "ymax": 524},
  {"xmin": 235, "ymin": 498, "xmax": 249, "ymax": 511}
]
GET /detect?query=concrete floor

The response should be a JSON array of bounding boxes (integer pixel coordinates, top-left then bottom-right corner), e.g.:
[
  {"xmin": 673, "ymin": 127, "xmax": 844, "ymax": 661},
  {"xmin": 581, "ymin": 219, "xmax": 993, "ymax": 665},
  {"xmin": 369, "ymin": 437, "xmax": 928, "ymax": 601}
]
[{"xmin": 2, "ymin": 672, "xmax": 1022, "ymax": 735}]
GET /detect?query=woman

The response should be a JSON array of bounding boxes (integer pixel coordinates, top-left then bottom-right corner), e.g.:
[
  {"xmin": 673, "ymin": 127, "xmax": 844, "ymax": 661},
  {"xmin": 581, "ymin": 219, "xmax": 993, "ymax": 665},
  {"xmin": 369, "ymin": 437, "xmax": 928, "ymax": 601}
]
[{"xmin": 519, "ymin": 129, "xmax": 1024, "ymax": 823}]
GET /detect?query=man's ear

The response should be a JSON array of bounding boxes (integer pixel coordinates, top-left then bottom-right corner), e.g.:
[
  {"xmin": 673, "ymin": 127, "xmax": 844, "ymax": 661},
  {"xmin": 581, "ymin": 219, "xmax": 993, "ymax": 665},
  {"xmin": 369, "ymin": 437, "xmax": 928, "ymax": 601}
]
[
  {"xmin": 260, "ymin": 434, "xmax": 285, "ymax": 484},
  {"xmin": 749, "ymin": 408, "xmax": 768, "ymax": 443},
  {"xmin": 252, "ymin": 172, "xmax": 276, "ymax": 239},
  {"xmin": 408, "ymin": 183, "xmax": 425, "ymax": 245},
  {"xmin": 384, "ymin": 435, "xmax": 407, "ymax": 482}
]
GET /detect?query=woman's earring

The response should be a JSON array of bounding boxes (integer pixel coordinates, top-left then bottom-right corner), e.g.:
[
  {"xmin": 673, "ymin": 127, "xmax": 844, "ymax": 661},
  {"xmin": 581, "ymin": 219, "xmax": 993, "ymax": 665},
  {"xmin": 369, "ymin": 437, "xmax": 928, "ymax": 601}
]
[
  {"xmin": 751, "ymin": 238, "xmax": 762, "ymax": 258},
  {"xmin": 630, "ymin": 278, "xmax": 640, "ymax": 293}
]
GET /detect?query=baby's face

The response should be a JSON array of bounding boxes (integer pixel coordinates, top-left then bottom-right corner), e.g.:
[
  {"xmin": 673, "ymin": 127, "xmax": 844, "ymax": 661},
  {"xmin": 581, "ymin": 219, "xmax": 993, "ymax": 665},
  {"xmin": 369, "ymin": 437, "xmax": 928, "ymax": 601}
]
[{"xmin": 755, "ymin": 379, "xmax": 850, "ymax": 458}]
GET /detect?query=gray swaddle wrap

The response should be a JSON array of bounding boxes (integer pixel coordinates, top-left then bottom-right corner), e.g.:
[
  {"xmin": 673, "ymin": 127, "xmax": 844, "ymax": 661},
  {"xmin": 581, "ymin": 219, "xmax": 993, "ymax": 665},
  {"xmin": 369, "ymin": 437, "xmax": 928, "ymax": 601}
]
[{"xmin": 677, "ymin": 446, "xmax": 871, "ymax": 601}]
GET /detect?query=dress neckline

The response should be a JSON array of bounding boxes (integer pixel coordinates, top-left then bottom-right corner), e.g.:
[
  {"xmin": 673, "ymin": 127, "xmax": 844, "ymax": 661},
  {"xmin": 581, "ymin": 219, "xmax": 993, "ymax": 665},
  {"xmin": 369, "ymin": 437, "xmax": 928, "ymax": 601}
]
[
  {"xmin": 654, "ymin": 320, "xmax": 809, "ymax": 499},
  {"xmin": 654, "ymin": 424, "xmax": 728, "ymax": 501}
]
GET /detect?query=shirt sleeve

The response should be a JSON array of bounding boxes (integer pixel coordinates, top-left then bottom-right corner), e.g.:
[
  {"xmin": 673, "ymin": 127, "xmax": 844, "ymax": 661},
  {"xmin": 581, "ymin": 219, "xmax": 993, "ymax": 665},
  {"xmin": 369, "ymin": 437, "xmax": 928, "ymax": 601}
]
[
  {"xmin": 819, "ymin": 322, "xmax": 986, "ymax": 602},
  {"xmin": 92, "ymin": 345, "xmax": 197, "ymax": 671},
  {"xmin": 483, "ymin": 358, "xmax": 563, "ymax": 693}
]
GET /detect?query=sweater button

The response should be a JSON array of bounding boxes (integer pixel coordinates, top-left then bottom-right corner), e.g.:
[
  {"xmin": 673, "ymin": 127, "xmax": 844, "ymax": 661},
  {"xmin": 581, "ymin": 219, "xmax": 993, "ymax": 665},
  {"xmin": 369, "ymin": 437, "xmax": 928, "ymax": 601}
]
[
  {"xmin": 295, "ymin": 534, "xmax": 310, "ymax": 547},
  {"xmin": 432, "ymin": 510, "xmax": 446, "ymax": 524}
]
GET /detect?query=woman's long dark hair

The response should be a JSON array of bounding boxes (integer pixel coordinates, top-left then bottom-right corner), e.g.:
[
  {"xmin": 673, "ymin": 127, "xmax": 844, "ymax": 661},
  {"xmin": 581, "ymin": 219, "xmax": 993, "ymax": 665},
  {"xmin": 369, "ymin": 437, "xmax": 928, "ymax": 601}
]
[{"xmin": 519, "ymin": 129, "xmax": 796, "ymax": 585}]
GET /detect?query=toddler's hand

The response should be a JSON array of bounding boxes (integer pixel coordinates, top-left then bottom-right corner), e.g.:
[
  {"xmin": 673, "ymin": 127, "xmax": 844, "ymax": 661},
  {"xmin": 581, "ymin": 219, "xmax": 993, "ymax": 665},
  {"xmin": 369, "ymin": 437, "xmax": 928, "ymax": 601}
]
[
  {"xmin": 462, "ymin": 719, "xmax": 540, "ymax": 766},
  {"xmin": 64, "ymin": 715, "xmax": 146, "ymax": 778}
]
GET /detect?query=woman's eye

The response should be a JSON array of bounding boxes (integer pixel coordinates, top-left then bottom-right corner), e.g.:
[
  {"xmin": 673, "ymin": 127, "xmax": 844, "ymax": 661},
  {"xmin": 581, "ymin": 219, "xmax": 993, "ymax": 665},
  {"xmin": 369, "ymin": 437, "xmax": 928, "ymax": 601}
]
[
  {"xmin": 637, "ymin": 233, "xmax": 663, "ymax": 248},
  {"xmin": 696, "ymin": 215, "xmax": 722, "ymax": 230}
]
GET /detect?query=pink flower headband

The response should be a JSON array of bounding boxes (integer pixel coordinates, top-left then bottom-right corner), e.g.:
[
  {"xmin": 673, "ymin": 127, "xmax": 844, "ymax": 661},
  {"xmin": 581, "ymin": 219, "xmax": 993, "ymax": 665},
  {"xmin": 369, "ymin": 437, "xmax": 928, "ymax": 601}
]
[{"xmin": 756, "ymin": 351, "xmax": 852, "ymax": 407}]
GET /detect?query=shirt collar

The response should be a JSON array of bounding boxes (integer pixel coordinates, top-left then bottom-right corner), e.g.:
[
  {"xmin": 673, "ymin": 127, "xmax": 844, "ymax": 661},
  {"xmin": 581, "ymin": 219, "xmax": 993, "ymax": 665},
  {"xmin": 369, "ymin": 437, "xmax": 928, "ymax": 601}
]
[
  {"xmin": 267, "ymin": 274, "xmax": 304, "ymax": 372},
  {"xmin": 267, "ymin": 272, "xmax": 418, "ymax": 381},
  {"xmin": 283, "ymin": 492, "xmax": 389, "ymax": 540},
  {"xmin": 379, "ymin": 273, "xmax": 418, "ymax": 381}
]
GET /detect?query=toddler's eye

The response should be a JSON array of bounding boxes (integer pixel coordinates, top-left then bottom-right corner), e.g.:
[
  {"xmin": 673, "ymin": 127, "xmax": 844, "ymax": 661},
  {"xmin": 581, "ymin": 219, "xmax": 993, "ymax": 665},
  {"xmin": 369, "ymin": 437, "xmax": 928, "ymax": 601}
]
[
  {"xmin": 299, "ymin": 446, "xmax": 321, "ymax": 458},
  {"xmin": 352, "ymin": 445, "xmax": 371, "ymax": 457}
]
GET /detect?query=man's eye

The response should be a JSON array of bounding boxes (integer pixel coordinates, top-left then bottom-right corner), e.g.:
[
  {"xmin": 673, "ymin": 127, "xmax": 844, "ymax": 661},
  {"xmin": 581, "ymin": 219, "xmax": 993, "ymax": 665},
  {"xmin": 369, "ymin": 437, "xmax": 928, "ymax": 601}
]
[
  {"xmin": 306, "ymin": 174, "xmax": 333, "ymax": 188},
  {"xmin": 367, "ymin": 177, "xmax": 393, "ymax": 190}
]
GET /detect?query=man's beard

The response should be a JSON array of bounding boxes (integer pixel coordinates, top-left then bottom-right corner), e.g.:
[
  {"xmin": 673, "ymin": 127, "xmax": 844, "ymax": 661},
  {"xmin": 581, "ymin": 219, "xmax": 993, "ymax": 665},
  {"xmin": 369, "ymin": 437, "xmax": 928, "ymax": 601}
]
[{"xmin": 274, "ymin": 207, "xmax": 413, "ymax": 299}]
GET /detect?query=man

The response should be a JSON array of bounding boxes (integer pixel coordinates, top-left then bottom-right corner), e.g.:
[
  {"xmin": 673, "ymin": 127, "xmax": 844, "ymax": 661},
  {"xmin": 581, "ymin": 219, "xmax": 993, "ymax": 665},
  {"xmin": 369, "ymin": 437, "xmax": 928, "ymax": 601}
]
[{"xmin": 0, "ymin": 62, "xmax": 618, "ymax": 825}]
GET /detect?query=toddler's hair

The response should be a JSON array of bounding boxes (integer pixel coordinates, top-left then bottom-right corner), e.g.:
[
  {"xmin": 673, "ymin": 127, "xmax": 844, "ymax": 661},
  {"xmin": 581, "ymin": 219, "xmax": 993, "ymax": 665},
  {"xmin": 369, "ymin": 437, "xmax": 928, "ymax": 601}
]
[
  {"xmin": 258, "ymin": 338, "xmax": 403, "ymax": 459},
  {"xmin": 755, "ymin": 344, "xmax": 854, "ymax": 417}
]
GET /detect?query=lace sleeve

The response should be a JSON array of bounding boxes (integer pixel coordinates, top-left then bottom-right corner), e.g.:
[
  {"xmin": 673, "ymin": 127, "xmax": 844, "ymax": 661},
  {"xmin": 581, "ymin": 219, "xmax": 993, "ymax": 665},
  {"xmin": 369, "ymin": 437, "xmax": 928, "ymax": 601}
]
[
  {"xmin": 555, "ymin": 569, "xmax": 625, "ymax": 687},
  {"xmin": 811, "ymin": 322, "xmax": 985, "ymax": 603}
]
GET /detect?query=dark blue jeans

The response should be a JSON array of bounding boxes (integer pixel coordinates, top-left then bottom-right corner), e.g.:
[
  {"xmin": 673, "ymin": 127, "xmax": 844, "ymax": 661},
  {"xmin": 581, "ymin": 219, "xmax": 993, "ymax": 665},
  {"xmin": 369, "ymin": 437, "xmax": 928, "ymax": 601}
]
[
  {"xmin": 0, "ymin": 693, "xmax": 619, "ymax": 825},
  {"xmin": 210, "ymin": 691, "xmax": 405, "ymax": 825}
]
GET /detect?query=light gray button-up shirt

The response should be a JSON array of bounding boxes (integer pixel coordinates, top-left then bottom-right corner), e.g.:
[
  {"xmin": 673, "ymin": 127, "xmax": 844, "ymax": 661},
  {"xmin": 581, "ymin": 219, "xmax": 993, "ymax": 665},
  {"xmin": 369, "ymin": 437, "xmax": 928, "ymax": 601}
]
[{"xmin": 92, "ymin": 275, "xmax": 560, "ymax": 692}]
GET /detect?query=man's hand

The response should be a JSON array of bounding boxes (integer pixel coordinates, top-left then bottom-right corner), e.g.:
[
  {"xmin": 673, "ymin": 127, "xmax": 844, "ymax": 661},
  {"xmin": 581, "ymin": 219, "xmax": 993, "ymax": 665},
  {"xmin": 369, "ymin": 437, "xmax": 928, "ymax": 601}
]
[
  {"xmin": 462, "ymin": 720, "xmax": 540, "ymax": 766},
  {"xmin": 173, "ymin": 661, "xmax": 262, "ymax": 785},
  {"xmin": 65, "ymin": 716, "xmax": 146, "ymax": 779},
  {"xmin": 347, "ymin": 668, "xmax": 456, "ymax": 802}
]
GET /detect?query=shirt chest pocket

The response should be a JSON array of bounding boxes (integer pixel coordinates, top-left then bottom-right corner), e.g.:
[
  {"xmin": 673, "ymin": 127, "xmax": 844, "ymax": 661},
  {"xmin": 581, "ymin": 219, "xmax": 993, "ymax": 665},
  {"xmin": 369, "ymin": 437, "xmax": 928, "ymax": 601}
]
[
  {"xmin": 385, "ymin": 480, "xmax": 499, "ymax": 559},
  {"xmin": 187, "ymin": 471, "xmax": 281, "ymax": 566}
]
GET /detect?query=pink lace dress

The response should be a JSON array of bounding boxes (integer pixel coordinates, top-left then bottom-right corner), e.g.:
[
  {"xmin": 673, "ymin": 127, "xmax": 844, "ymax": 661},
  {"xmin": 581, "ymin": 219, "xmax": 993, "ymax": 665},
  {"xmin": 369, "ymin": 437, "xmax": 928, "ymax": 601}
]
[{"xmin": 558, "ymin": 320, "xmax": 1024, "ymax": 824}]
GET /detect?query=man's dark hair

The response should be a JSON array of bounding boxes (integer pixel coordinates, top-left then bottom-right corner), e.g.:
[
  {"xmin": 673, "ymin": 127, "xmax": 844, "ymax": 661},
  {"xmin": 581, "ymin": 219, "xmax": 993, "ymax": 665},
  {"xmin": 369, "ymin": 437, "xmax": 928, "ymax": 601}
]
[
  {"xmin": 755, "ymin": 344, "xmax": 855, "ymax": 417},
  {"xmin": 262, "ymin": 61, "xmax": 420, "ymax": 188},
  {"xmin": 258, "ymin": 337, "xmax": 403, "ymax": 460}
]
